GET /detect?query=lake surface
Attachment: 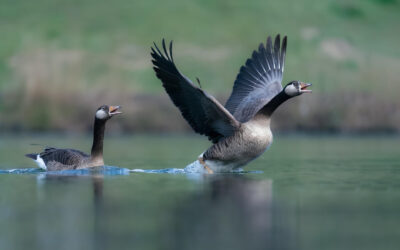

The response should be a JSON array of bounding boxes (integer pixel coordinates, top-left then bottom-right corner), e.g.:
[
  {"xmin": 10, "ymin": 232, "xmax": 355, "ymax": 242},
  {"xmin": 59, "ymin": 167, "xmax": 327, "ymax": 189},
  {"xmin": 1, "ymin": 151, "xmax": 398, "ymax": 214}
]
[{"xmin": 0, "ymin": 134, "xmax": 399, "ymax": 250}]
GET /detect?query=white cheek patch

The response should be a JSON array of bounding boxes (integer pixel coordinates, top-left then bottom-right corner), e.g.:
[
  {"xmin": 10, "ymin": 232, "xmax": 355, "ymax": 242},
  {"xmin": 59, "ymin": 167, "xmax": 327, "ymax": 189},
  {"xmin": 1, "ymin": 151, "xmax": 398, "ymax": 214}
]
[
  {"xmin": 95, "ymin": 110, "xmax": 108, "ymax": 119},
  {"xmin": 285, "ymin": 85, "xmax": 299, "ymax": 96}
]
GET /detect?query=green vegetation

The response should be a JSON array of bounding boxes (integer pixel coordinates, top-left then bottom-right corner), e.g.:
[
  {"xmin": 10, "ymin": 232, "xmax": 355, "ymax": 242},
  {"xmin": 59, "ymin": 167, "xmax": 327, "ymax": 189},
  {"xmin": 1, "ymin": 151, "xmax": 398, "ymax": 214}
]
[{"xmin": 0, "ymin": 0, "xmax": 399, "ymax": 132}]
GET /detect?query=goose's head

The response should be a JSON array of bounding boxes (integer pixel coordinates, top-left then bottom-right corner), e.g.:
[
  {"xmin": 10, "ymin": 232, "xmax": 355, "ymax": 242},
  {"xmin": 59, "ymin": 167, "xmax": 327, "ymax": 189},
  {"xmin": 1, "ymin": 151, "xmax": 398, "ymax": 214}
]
[
  {"xmin": 284, "ymin": 81, "xmax": 312, "ymax": 97},
  {"xmin": 95, "ymin": 105, "xmax": 122, "ymax": 120}
]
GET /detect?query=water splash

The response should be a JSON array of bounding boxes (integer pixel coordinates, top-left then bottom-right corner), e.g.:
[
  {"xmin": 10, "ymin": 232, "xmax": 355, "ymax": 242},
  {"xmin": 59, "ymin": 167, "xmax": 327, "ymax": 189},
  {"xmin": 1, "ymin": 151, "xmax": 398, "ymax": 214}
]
[
  {"xmin": 131, "ymin": 160, "xmax": 263, "ymax": 174},
  {"xmin": 131, "ymin": 168, "xmax": 186, "ymax": 174},
  {"xmin": 184, "ymin": 160, "xmax": 208, "ymax": 173},
  {"xmin": 130, "ymin": 161, "xmax": 203, "ymax": 174}
]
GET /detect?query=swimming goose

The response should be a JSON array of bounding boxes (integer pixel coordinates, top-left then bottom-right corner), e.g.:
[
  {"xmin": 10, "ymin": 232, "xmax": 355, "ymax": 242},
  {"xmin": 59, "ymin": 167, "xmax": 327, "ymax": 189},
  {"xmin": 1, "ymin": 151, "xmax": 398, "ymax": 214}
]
[
  {"xmin": 151, "ymin": 35, "xmax": 312, "ymax": 173},
  {"xmin": 25, "ymin": 105, "xmax": 122, "ymax": 171}
]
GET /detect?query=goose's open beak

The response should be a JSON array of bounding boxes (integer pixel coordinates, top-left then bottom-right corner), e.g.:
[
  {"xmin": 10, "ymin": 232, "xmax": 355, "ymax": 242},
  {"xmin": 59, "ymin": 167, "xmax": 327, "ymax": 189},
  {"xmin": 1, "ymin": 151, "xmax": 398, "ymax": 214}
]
[
  {"xmin": 109, "ymin": 105, "xmax": 122, "ymax": 116},
  {"xmin": 300, "ymin": 82, "xmax": 312, "ymax": 93}
]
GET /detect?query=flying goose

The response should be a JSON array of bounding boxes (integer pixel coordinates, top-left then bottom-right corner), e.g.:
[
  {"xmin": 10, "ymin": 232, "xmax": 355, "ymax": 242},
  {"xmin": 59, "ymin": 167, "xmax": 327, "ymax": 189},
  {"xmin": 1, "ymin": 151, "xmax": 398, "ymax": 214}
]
[
  {"xmin": 25, "ymin": 105, "xmax": 122, "ymax": 171},
  {"xmin": 151, "ymin": 35, "xmax": 311, "ymax": 173}
]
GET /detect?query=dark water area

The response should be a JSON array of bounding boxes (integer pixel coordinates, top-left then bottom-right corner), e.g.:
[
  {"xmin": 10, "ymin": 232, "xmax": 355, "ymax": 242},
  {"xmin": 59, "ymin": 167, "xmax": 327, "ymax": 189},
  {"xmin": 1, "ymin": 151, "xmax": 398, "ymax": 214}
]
[{"xmin": 0, "ymin": 134, "xmax": 399, "ymax": 250}]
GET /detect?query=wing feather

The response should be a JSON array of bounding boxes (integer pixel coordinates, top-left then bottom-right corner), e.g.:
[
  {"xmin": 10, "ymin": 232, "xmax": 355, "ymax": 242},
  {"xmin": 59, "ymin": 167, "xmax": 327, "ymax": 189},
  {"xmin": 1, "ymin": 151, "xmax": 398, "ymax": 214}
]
[
  {"xmin": 225, "ymin": 35, "xmax": 287, "ymax": 122},
  {"xmin": 39, "ymin": 148, "xmax": 89, "ymax": 170},
  {"xmin": 151, "ymin": 40, "xmax": 240, "ymax": 143}
]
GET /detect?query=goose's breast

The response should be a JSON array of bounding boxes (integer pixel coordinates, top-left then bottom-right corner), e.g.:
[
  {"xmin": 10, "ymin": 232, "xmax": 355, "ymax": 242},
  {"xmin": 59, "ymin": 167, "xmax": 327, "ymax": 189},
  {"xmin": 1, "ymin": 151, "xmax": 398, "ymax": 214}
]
[{"xmin": 243, "ymin": 123, "xmax": 273, "ymax": 155}]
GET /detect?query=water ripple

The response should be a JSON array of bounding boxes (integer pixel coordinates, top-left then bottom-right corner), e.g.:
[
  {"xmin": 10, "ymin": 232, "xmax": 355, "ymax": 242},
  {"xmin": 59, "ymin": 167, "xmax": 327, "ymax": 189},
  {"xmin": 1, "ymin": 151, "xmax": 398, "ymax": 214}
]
[
  {"xmin": 0, "ymin": 166, "xmax": 262, "ymax": 175},
  {"xmin": 0, "ymin": 166, "xmax": 130, "ymax": 176}
]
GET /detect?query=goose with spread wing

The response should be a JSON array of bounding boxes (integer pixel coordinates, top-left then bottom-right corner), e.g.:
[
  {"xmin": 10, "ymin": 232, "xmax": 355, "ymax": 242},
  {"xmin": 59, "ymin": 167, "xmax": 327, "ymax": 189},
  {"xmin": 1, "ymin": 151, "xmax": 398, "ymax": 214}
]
[
  {"xmin": 151, "ymin": 35, "xmax": 311, "ymax": 173},
  {"xmin": 25, "ymin": 105, "xmax": 122, "ymax": 171}
]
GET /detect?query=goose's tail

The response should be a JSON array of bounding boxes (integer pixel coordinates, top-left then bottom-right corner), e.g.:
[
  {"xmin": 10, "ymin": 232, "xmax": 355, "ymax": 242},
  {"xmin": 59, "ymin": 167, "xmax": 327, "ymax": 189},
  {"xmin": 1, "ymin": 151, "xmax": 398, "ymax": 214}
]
[{"xmin": 25, "ymin": 153, "xmax": 37, "ymax": 160}]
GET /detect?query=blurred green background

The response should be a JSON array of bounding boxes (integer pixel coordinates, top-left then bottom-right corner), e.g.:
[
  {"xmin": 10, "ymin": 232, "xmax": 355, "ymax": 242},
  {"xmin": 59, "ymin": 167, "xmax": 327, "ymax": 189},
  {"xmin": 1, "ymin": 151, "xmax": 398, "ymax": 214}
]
[{"xmin": 0, "ymin": 0, "xmax": 399, "ymax": 133}]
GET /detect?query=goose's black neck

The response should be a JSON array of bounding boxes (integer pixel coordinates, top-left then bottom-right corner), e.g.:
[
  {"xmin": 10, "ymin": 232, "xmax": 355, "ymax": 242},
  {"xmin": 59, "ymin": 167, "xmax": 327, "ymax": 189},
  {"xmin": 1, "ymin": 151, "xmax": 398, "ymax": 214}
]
[
  {"xmin": 91, "ymin": 118, "xmax": 106, "ymax": 164},
  {"xmin": 256, "ymin": 90, "xmax": 292, "ymax": 118}
]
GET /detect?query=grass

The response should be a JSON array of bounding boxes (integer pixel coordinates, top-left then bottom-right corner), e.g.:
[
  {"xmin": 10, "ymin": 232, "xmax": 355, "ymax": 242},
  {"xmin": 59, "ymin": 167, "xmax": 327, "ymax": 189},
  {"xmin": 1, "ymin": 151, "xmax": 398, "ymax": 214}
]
[{"xmin": 0, "ymin": 0, "xmax": 399, "ymax": 131}]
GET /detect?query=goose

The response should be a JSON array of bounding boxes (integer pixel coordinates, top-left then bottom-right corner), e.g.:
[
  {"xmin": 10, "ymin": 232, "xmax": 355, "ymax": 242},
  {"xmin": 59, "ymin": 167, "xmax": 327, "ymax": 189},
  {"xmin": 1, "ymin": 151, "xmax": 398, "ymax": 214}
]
[
  {"xmin": 151, "ymin": 35, "xmax": 312, "ymax": 173},
  {"xmin": 25, "ymin": 105, "xmax": 122, "ymax": 171}
]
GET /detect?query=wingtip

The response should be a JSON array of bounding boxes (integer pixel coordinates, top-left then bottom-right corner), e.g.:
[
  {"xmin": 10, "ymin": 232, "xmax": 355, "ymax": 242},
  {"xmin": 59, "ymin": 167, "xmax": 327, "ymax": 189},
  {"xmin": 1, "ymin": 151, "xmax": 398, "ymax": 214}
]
[
  {"xmin": 152, "ymin": 41, "xmax": 163, "ymax": 56},
  {"xmin": 274, "ymin": 35, "xmax": 281, "ymax": 46},
  {"xmin": 266, "ymin": 36, "xmax": 272, "ymax": 49},
  {"xmin": 282, "ymin": 36, "xmax": 288, "ymax": 49},
  {"xmin": 169, "ymin": 40, "xmax": 174, "ymax": 62},
  {"xmin": 265, "ymin": 34, "xmax": 287, "ymax": 47},
  {"xmin": 258, "ymin": 42, "xmax": 264, "ymax": 51},
  {"xmin": 162, "ymin": 38, "xmax": 171, "ymax": 61}
]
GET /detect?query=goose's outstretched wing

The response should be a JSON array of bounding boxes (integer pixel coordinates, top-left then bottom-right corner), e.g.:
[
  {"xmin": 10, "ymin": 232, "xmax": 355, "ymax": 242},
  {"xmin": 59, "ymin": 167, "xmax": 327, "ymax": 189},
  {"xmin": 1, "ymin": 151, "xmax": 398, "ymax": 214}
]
[
  {"xmin": 225, "ymin": 35, "xmax": 287, "ymax": 122},
  {"xmin": 151, "ymin": 40, "xmax": 240, "ymax": 143}
]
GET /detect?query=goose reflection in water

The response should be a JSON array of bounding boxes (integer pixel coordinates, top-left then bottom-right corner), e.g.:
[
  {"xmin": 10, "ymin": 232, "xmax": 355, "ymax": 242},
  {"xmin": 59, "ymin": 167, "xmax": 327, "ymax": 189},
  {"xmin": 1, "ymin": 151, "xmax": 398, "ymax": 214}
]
[
  {"xmin": 33, "ymin": 174, "xmax": 293, "ymax": 250},
  {"xmin": 34, "ymin": 173, "xmax": 106, "ymax": 250},
  {"xmin": 168, "ymin": 176, "xmax": 295, "ymax": 250}
]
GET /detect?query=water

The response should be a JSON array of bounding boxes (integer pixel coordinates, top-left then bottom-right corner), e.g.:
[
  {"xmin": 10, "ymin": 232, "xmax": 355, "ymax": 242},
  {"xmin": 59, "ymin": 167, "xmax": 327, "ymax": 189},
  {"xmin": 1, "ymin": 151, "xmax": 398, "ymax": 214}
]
[{"xmin": 0, "ymin": 134, "xmax": 399, "ymax": 250}]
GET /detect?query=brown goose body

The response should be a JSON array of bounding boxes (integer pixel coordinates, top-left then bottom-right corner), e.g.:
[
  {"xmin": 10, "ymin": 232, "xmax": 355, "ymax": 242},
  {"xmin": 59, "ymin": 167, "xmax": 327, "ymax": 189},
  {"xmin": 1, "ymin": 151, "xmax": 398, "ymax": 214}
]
[{"xmin": 201, "ymin": 118, "xmax": 273, "ymax": 172}]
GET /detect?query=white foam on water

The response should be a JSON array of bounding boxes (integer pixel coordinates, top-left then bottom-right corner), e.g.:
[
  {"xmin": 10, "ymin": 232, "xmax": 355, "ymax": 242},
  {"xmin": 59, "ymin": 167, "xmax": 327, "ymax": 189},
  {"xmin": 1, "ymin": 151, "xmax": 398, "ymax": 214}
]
[
  {"xmin": 131, "ymin": 160, "xmax": 210, "ymax": 174},
  {"xmin": 131, "ymin": 168, "xmax": 186, "ymax": 174},
  {"xmin": 184, "ymin": 160, "xmax": 209, "ymax": 173}
]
